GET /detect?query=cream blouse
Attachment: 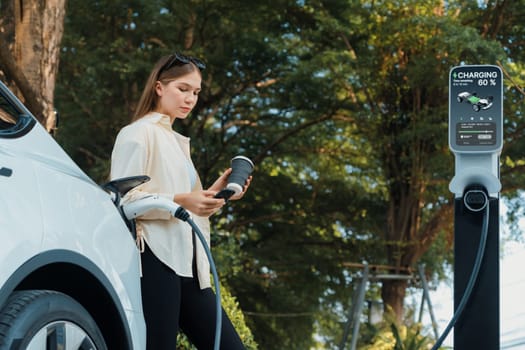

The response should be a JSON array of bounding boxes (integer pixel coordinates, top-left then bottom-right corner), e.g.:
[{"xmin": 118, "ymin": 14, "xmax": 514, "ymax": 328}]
[{"xmin": 110, "ymin": 112, "xmax": 211, "ymax": 289}]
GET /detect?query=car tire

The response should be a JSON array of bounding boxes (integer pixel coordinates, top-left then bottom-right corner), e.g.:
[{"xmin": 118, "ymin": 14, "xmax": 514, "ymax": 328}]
[
  {"xmin": 0, "ymin": 290, "xmax": 107, "ymax": 350},
  {"xmin": 457, "ymin": 96, "xmax": 463, "ymax": 103},
  {"xmin": 473, "ymin": 104, "xmax": 480, "ymax": 112}
]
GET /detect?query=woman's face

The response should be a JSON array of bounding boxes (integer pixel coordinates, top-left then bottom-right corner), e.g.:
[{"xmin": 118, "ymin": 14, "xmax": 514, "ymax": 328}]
[{"xmin": 155, "ymin": 69, "xmax": 202, "ymax": 122}]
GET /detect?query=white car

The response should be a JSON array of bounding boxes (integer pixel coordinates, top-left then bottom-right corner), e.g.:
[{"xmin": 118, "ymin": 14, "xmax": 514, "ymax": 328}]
[{"xmin": 0, "ymin": 80, "xmax": 146, "ymax": 349}]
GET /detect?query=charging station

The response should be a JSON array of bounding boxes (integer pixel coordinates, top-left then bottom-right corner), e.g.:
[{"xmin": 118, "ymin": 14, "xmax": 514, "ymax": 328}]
[{"xmin": 448, "ymin": 65, "xmax": 503, "ymax": 349}]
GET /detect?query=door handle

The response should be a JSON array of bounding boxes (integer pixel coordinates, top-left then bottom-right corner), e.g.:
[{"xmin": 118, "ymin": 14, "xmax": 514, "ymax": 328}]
[{"xmin": 0, "ymin": 167, "xmax": 12, "ymax": 177}]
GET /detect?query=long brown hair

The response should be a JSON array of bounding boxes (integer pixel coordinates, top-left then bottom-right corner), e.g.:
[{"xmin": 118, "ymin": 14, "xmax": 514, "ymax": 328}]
[{"xmin": 132, "ymin": 54, "xmax": 202, "ymax": 122}]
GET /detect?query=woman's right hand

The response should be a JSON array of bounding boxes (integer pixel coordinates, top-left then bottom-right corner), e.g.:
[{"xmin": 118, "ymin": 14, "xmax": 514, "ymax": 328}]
[{"xmin": 173, "ymin": 190, "xmax": 226, "ymax": 217}]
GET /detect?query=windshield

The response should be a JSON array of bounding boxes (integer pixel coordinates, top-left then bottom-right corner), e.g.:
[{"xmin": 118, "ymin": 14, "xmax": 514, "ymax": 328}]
[{"xmin": 0, "ymin": 84, "xmax": 36, "ymax": 138}]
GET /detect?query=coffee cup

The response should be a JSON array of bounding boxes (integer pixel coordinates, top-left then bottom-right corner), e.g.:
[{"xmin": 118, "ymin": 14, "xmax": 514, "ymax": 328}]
[{"xmin": 226, "ymin": 155, "xmax": 254, "ymax": 195}]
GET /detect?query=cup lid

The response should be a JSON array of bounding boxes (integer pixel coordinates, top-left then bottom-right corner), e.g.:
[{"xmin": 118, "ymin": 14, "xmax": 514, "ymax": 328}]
[{"xmin": 231, "ymin": 155, "xmax": 254, "ymax": 167}]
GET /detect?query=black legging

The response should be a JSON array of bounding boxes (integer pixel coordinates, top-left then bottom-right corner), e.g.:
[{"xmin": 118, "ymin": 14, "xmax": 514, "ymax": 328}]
[{"xmin": 140, "ymin": 243, "xmax": 246, "ymax": 350}]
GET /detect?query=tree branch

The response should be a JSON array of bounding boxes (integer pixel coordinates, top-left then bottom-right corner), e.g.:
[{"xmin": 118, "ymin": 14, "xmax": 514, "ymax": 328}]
[{"xmin": 497, "ymin": 60, "xmax": 525, "ymax": 98}]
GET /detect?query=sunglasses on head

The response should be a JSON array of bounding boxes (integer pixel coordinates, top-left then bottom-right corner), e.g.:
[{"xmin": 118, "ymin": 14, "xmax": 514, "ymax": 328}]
[{"xmin": 160, "ymin": 53, "xmax": 206, "ymax": 74}]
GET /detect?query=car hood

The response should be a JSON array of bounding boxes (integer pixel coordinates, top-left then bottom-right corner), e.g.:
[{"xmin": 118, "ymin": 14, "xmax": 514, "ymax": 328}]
[{"xmin": 0, "ymin": 125, "xmax": 96, "ymax": 187}]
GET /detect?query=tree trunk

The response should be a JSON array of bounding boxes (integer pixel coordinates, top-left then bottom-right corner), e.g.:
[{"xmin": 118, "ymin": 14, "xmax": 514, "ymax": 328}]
[
  {"xmin": 381, "ymin": 279, "xmax": 408, "ymax": 323},
  {"xmin": 0, "ymin": 0, "xmax": 66, "ymax": 132}
]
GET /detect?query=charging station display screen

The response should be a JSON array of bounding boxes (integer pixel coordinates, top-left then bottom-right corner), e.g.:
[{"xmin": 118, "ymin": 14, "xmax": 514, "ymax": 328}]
[
  {"xmin": 456, "ymin": 122, "xmax": 496, "ymax": 146},
  {"xmin": 449, "ymin": 65, "xmax": 503, "ymax": 153}
]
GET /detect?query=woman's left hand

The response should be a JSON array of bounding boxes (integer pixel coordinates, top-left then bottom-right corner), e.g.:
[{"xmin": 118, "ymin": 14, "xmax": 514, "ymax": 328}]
[
  {"xmin": 228, "ymin": 175, "xmax": 252, "ymax": 201},
  {"xmin": 209, "ymin": 168, "xmax": 252, "ymax": 201}
]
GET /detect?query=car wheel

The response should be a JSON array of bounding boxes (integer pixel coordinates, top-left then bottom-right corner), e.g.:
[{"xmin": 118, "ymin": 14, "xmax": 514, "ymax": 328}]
[
  {"xmin": 457, "ymin": 96, "xmax": 463, "ymax": 103},
  {"xmin": 473, "ymin": 104, "xmax": 480, "ymax": 112},
  {"xmin": 0, "ymin": 290, "xmax": 107, "ymax": 350}
]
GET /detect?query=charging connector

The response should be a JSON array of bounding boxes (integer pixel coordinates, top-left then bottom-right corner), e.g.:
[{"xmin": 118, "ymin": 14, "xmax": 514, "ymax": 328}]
[{"xmin": 463, "ymin": 186, "xmax": 488, "ymax": 212}]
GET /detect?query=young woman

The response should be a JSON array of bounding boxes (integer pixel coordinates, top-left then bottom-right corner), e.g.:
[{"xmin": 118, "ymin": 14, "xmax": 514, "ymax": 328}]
[{"xmin": 110, "ymin": 53, "xmax": 249, "ymax": 349}]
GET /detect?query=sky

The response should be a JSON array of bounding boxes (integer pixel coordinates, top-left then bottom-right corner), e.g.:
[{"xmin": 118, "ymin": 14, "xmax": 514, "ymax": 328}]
[{"xmin": 500, "ymin": 241, "xmax": 525, "ymax": 349}]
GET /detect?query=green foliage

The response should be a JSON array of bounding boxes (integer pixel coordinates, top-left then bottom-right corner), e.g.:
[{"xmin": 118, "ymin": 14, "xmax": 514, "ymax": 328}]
[
  {"xmin": 361, "ymin": 322, "xmax": 436, "ymax": 350},
  {"xmin": 361, "ymin": 310, "xmax": 439, "ymax": 350}
]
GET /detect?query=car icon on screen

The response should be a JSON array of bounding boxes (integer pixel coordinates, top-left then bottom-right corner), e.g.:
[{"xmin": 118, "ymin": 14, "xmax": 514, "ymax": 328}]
[{"xmin": 457, "ymin": 91, "xmax": 493, "ymax": 112}]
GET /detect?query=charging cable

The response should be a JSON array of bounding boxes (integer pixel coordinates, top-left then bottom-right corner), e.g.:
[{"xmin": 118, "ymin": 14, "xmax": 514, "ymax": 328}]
[
  {"xmin": 185, "ymin": 215, "xmax": 223, "ymax": 350},
  {"xmin": 123, "ymin": 195, "xmax": 222, "ymax": 350},
  {"xmin": 430, "ymin": 187, "xmax": 489, "ymax": 350}
]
